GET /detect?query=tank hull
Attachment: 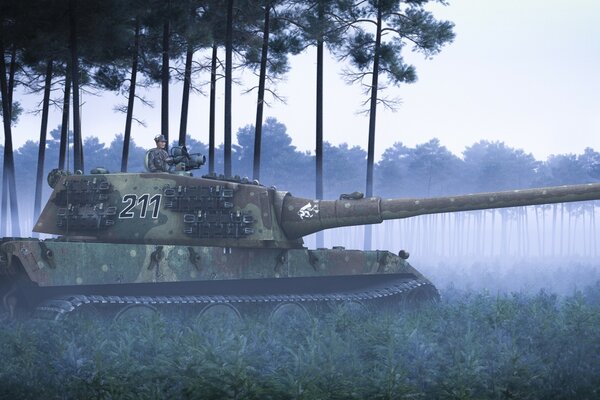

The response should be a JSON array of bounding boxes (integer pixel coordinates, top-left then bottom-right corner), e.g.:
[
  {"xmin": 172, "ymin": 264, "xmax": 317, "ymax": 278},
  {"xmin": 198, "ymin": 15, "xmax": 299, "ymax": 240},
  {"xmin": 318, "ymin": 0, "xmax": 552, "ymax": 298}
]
[{"xmin": 1, "ymin": 238, "xmax": 437, "ymax": 320}]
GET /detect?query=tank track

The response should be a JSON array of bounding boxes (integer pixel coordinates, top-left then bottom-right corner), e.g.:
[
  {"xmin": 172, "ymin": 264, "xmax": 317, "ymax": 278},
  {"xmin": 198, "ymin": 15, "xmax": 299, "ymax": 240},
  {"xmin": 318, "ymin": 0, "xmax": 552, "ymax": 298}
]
[{"xmin": 33, "ymin": 276, "xmax": 437, "ymax": 321}]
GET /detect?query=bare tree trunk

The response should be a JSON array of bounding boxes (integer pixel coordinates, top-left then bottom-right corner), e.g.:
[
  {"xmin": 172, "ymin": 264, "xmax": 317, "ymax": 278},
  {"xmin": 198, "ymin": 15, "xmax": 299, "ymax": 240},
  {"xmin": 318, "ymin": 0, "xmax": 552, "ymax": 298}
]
[
  {"xmin": 542, "ymin": 206, "xmax": 547, "ymax": 256},
  {"xmin": 252, "ymin": 0, "xmax": 271, "ymax": 181},
  {"xmin": 0, "ymin": 171, "xmax": 6, "ymax": 236},
  {"xmin": 7, "ymin": 45, "xmax": 15, "ymax": 115},
  {"xmin": 162, "ymin": 18, "xmax": 170, "ymax": 146},
  {"xmin": 33, "ymin": 60, "xmax": 53, "ymax": 224},
  {"xmin": 363, "ymin": 7, "xmax": 382, "ymax": 251},
  {"xmin": 490, "ymin": 210, "xmax": 496, "ymax": 256},
  {"xmin": 121, "ymin": 19, "xmax": 140, "ymax": 172},
  {"xmin": 69, "ymin": 0, "xmax": 83, "ymax": 173},
  {"xmin": 579, "ymin": 209, "xmax": 583, "ymax": 255},
  {"xmin": 440, "ymin": 213, "xmax": 445, "ymax": 256},
  {"xmin": 224, "ymin": 0, "xmax": 233, "ymax": 177},
  {"xmin": 560, "ymin": 203, "xmax": 564, "ymax": 256},
  {"xmin": 567, "ymin": 205, "xmax": 572, "ymax": 255},
  {"xmin": 1, "ymin": 44, "xmax": 17, "ymax": 236},
  {"xmin": 315, "ymin": 1, "xmax": 324, "ymax": 249},
  {"xmin": 481, "ymin": 211, "xmax": 487, "ymax": 256},
  {"xmin": 497, "ymin": 211, "xmax": 505, "ymax": 255},
  {"xmin": 208, "ymin": 43, "xmax": 217, "ymax": 174},
  {"xmin": 59, "ymin": 70, "xmax": 71, "ymax": 170},
  {"xmin": 0, "ymin": 167, "xmax": 6, "ymax": 236},
  {"xmin": 551, "ymin": 204, "xmax": 557, "ymax": 256},
  {"xmin": 523, "ymin": 207, "xmax": 529, "ymax": 256},
  {"xmin": 534, "ymin": 206, "xmax": 541, "ymax": 257},
  {"xmin": 0, "ymin": 36, "xmax": 20, "ymax": 236},
  {"xmin": 592, "ymin": 204, "xmax": 597, "ymax": 257},
  {"xmin": 179, "ymin": 43, "xmax": 194, "ymax": 146}
]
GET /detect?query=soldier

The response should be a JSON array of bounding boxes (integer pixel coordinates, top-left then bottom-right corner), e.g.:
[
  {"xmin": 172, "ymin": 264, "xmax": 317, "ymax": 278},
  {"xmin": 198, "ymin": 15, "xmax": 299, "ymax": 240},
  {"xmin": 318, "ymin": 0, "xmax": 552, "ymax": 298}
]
[{"xmin": 147, "ymin": 135, "xmax": 174, "ymax": 172}]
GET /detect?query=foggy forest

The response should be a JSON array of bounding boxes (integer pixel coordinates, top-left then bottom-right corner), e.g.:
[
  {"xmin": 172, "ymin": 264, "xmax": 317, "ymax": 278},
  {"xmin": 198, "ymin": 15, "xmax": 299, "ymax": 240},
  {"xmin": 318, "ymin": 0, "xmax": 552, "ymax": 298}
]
[
  {"xmin": 2, "ymin": 0, "xmax": 600, "ymax": 398},
  {"xmin": 3, "ymin": 118, "xmax": 600, "ymax": 296}
]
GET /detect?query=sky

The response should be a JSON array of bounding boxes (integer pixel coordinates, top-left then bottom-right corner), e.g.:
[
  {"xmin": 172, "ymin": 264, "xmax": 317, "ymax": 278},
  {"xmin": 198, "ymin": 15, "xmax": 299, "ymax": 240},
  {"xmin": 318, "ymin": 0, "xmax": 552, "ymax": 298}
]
[{"xmin": 10, "ymin": 0, "xmax": 600, "ymax": 162}]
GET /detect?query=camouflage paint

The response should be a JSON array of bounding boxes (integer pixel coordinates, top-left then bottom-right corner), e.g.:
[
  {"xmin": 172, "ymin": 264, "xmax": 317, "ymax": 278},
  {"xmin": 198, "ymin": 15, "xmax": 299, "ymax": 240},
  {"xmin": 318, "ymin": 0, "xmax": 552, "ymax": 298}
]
[
  {"xmin": 34, "ymin": 173, "xmax": 600, "ymax": 246},
  {"xmin": 3, "ymin": 171, "xmax": 600, "ymax": 304},
  {"xmin": 281, "ymin": 183, "xmax": 600, "ymax": 238},
  {"xmin": 0, "ymin": 239, "xmax": 415, "ymax": 287},
  {"xmin": 34, "ymin": 173, "xmax": 297, "ymax": 248}
]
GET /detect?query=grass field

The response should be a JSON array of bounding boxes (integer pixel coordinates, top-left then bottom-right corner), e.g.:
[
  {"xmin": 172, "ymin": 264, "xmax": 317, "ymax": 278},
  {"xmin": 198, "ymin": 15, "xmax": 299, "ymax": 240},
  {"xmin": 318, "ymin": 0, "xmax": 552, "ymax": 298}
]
[{"xmin": 1, "ymin": 281, "xmax": 600, "ymax": 399}]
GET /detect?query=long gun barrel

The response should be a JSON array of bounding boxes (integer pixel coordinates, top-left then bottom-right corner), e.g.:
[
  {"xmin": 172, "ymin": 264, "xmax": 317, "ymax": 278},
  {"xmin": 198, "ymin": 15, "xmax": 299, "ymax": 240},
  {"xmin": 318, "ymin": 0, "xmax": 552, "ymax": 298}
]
[{"xmin": 279, "ymin": 182, "xmax": 600, "ymax": 239}]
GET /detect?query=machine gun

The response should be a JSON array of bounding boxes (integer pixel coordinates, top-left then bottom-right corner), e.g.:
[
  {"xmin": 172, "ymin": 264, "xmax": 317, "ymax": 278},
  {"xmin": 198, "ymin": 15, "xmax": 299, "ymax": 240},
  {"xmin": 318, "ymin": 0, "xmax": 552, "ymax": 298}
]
[{"xmin": 170, "ymin": 146, "xmax": 206, "ymax": 171}]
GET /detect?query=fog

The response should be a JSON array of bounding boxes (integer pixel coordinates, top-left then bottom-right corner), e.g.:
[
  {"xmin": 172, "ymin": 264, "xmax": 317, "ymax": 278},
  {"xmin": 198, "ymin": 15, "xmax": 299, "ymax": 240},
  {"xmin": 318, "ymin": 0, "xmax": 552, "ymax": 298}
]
[
  {"xmin": 304, "ymin": 202, "xmax": 600, "ymax": 295},
  {"xmin": 8, "ymin": 186, "xmax": 599, "ymax": 296}
]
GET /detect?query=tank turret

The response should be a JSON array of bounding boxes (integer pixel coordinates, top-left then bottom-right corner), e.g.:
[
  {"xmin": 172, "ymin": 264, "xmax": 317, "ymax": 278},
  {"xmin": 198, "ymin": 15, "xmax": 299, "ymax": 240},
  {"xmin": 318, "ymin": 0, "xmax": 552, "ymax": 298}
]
[{"xmin": 34, "ymin": 172, "xmax": 600, "ymax": 245}]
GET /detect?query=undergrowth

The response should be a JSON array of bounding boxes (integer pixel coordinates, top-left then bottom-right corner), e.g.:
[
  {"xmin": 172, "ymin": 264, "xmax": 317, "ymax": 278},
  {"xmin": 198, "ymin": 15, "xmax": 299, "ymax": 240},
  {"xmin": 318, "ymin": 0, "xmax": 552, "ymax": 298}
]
[{"xmin": 1, "ymin": 284, "xmax": 600, "ymax": 399}]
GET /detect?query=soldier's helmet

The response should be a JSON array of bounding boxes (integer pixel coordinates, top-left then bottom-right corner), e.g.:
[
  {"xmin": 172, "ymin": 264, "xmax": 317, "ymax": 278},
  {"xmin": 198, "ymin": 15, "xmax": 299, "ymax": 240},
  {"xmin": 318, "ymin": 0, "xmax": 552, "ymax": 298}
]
[{"xmin": 154, "ymin": 134, "xmax": 167, "ymax": 143}]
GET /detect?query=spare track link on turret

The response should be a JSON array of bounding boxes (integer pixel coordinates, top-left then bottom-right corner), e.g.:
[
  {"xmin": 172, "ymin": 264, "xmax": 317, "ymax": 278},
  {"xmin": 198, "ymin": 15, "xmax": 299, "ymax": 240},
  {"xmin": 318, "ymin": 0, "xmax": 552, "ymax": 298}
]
[{"xmin": 33, "ymin": 276, "xmax": 437, "ymax": 321}]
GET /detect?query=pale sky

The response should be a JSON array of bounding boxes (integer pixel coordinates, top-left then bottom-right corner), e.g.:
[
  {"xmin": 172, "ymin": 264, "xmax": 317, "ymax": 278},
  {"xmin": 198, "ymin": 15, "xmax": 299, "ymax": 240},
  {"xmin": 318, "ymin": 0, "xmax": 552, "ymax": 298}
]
[{"xmin": 11, "ymin": 0, "xmax": 600, "ymax": 162}]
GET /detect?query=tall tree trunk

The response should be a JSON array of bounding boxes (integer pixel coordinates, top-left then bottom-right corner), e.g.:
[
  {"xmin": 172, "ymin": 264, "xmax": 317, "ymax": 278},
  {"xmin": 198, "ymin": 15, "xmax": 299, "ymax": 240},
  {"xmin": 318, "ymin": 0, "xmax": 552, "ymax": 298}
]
[
  {"xmin": 208, "ymin": 43, "xmax": 217, "ymax": 174},
  {"xmin": 0, "ymin": 166, "xmax": 5, "ymax": 236},
  {"xmin": 534, "ymin": 206, "xmax": 541, "ymax": 256},
  {"xmin": 0, "ymin": 162, "xmax": 6, "ymax": 235},
  {"xmin": 69, "ymin": 0, "xmax": 83, "ymax": 173},
  {"xmin": 121, "ymin": 19, "xmax": 140, "ymax": 172},
  {"xmin": 224, "ymin": 0, "xmax": 233, "ymax": 177},
  {"xmin": 0, "ymin": 36, "xmax": 20, "ymax": 236},
  {"xmin": 560, "ymin": 203, "xmax": 564, "ymax": 256},
  {"xmin": 315, "ymin": 1, "xmax": 324, "ymax": 249},
  {"xmin": 179, "ymin": 43, "xmax": 194, "ymax": 146},
  {"xmin": 363, "ymin": 7, "xmax": 382, "ymax": 251},
  {"xmin": 252, "ymin": 1, "xmax": 271, "ymax": 181},
  {"xmin": 59, "ymin": 70, "xmax": 71, "ymax": 170},
  {"xmin": 162, "ymin": 18, "xmax": 170, "ymax": 145},
  {"xmin": 1, "ymin": 44, "xmax": 16, "ymax": 236},
  {"xmin": 7, "ymin": 45, "xmax": 15, "ymax": 115},
  {"xmin": 592, "ymin": 204, "xmax": 597, "ymax": 257},
  {"xmin": 33, "ymin": 60, "xmax": 53, "ymax": 224},
  {"xmin": 551, "ymin": 204, "xmax": 557, "ymax": 256}
]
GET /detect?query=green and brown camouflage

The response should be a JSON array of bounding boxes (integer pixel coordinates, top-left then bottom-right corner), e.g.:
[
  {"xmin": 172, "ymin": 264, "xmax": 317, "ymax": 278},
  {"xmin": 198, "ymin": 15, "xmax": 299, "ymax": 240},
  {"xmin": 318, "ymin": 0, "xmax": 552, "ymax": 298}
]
[
  {"xmin": 0, "ymin": 240, "xmax": 415, "ymax": 287},
  {"xmin": 32, "ymin": 172, "xmax": 600, "ymax": 246},
  {"xmin": 2, "ymin": 169, "xmax": 600, "ymax": 319}
]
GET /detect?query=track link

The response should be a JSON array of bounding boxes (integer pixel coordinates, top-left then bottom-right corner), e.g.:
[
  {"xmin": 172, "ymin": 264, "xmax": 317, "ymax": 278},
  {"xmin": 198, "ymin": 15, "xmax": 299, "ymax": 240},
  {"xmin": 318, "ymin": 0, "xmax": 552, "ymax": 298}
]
[{"xmin": 33, "ymin": 276, "xmax": 437, "ymax": 321}]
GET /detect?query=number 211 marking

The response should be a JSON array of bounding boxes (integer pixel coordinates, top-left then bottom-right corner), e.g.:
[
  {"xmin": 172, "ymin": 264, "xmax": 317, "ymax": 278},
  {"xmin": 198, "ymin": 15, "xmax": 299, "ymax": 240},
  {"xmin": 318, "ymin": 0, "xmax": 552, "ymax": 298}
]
[{"xmin": 119, "ymin": 194, "xmax": 161, "ymax": 219}]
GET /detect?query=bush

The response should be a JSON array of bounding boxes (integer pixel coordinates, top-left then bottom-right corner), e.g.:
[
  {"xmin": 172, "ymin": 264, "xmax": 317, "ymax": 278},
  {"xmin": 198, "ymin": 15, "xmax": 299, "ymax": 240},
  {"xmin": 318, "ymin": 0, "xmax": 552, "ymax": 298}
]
[{"xmin": 1, "ymin": 284, "xmax": 600, "ymax": 399}]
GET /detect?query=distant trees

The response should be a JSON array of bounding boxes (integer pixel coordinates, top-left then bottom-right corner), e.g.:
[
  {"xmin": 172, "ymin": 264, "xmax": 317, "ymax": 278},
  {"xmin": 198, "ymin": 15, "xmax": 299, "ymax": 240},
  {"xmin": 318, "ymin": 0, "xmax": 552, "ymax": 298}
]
[
  {"xmin": 376, "ymin": 139, "xmax": 461, "ymax": 197},
  {"xmin": 462, "ymin": 141, "xmax": 539, "ymax": 192},
  {"xmin": 2, "ymin": 120, "xmax": 598, "ymax": 215},
  {"xmin": 5, "ymin": 0, "xmax": 597, "ymax": 247}
]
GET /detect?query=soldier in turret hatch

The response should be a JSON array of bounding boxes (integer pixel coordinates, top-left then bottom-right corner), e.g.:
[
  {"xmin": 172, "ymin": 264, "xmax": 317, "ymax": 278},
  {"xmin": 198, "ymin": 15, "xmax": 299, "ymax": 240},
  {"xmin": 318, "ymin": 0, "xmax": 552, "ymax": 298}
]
[{"xmin": 147, "ymin": 134, "xmax": 174, "ymax": 172}]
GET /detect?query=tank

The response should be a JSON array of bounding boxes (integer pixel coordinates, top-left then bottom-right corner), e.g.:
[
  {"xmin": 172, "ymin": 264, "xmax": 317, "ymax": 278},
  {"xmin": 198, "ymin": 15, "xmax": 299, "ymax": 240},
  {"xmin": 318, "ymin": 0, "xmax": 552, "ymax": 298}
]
[{"xmin": 2, "ymin": 150, "xmax": 600, "ymax": 320}]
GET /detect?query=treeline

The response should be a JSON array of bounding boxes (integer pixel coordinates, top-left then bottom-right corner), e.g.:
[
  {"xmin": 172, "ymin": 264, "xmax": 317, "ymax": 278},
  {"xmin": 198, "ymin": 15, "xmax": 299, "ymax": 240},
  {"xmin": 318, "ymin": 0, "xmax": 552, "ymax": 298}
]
[
  {"xmin": 1, "ymin": 0, "xmax": 455, "ymax": 238},
  {"xmin": 1, "ymin": 117, "xmax": 598, "ymax": 214}
]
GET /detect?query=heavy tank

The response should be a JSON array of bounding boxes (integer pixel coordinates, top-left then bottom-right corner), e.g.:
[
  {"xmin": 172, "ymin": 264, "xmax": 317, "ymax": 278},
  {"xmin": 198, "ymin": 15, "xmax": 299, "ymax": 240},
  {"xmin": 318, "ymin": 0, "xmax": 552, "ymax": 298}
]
[{"xmin": 2, "ymin": 150, "xmax": 600, "ymax": 320}]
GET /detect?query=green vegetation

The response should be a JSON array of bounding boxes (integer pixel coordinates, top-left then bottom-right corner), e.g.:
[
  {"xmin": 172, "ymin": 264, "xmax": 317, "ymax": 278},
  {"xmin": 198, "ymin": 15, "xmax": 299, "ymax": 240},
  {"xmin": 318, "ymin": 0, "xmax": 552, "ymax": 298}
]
[{"xmin": 1, "ymin": 283, "xmax": 600, "ymax": 399}]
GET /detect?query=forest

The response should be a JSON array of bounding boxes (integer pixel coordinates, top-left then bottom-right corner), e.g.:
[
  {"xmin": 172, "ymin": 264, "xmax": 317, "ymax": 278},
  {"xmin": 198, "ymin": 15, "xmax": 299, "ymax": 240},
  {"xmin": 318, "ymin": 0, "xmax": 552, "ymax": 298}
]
[
  {"xmin": 2, "ymin": 1, "xmax": 600, "ymax": 397},
  {"xmin": 1, "ymin": 0, "xmax": 458, "ymax": 237},
  {"xmin": 1, "ymin": 117, "xmax": 600, "ymax": 206},
  {"xmin": 1, "ymin": 0, "xmax": 598, "ymax": 239}
]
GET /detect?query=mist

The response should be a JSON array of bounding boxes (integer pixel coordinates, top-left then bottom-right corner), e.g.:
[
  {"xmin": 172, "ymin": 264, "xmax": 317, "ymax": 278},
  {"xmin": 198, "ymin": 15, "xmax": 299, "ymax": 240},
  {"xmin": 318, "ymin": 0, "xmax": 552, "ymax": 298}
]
[
  {"xmin": 2, "ymin": 123, "xmax": 600, "ymax": 300},
  {"xmin": 304, "ymin": 203, "xmax": 600, "ymax": 295}
]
